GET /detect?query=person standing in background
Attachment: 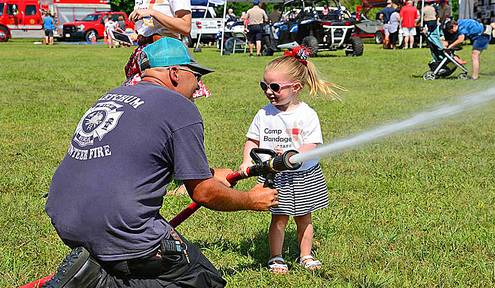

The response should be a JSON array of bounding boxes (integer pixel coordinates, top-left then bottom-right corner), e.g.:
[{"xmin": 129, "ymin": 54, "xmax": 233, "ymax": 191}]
[
  {"xmin": 226, "ymin": 8, "xmax": 237, "ymax": 22},
  {"xmin": 388, "ymin": 4, "xmax": 401, "ymax": 49},
  {"xmin": 422, "ymin": 1, "xmax": 437, "ymax": 31},
  {"xmin": 438, "ymin": 0, "xmax": 452, "ymax": 24},
  {"xmin": 379, "ymin": 0, "xmax": 396, "ymax": 49},
  {"xmin": 105, "ymin": 16, "xmax": 118, "ymax": 48},
  {"xmin": 118, "ymin": 15, "xmax": 126, "ymax": 31},
  {"xmin": 125, "ymin": 0, "xmax": 192, "ymax": 82},
  {"xmin": 246, "ymin": 0, "xmax": 268, "ymax": 56},
  {"xmin": 42, "ymin": 11, "xmax": 55, "ymax": 45},
  {"xmin": 400, "ymin": 0, "xmax": 419, "ymax": 49}
]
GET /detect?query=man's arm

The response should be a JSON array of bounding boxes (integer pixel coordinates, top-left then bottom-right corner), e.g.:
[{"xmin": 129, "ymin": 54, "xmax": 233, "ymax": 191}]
[
  {"xmin": 447, "ymin": 34, "xmax": 465, "ymax": 49},
  {"xmin": 183, "ymin": 177, "xmax": 278, "ymax": 211}
]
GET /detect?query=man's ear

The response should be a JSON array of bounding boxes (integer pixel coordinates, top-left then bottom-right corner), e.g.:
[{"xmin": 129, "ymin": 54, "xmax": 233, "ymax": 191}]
[{"xmin": 168, "ymin": 66, "xmax": 180, "ymax": 86}]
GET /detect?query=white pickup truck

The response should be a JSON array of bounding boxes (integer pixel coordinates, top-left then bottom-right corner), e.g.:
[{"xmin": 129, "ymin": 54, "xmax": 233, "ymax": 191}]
[{"xmin": 187, "ymin": 6, "xmax": 224, "ymax": 47}]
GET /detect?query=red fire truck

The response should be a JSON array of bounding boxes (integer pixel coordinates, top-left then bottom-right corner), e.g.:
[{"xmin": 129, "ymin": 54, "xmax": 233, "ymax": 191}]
[
  {"xmin": 0, "ymin": 0, "xmax": 110, "ymax": 42},
  {"xmin": 0, "ymin": 0, "xmax": 42, "ymax": 41}
]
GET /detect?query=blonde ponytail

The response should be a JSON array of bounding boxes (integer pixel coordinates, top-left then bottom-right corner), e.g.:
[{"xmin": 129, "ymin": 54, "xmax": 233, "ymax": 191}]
[{"xmin": 265, "ymin": 55, "xmax": 342, "ymax": 100}]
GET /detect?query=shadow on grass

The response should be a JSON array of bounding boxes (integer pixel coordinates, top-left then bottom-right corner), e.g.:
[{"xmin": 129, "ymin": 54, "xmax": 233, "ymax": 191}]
[
  {"xmin": 411, "ymin": 74, "xmax": 468, "ymax": 80},
  {"xmin": 314, "ymin": 53, "xmax": 345, "ymax": 58},
  {"xmin": 480, "ymin": 71, "xmax": 495, "ymax": 76},
  {"xmin": 191, "ymin": 225, "xmax": 322, "ymax": 276}
]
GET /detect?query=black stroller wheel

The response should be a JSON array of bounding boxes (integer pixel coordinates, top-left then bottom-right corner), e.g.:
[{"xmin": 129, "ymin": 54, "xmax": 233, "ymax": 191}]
[
  {"xmin": 458, "ymin": 73, "xmax": 469, "ymax": 80},
  {"xmin": 423, "ymin": 71, "xmax": 436, "ymax": 80}
]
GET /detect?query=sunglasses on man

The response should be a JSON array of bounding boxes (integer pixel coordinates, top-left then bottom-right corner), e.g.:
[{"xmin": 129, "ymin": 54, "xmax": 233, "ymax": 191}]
[{"xmin": 168, "ymin": 67, "xmax": 202, "ymax": 82}]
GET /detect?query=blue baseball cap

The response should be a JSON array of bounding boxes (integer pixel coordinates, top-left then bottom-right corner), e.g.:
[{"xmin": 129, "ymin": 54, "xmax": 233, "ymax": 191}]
[
  {"xmin": 140, "ymin": 37, "xmax": 214, "ymax": 75},
  {"xmin": 253, "ymin": 0, "xmax": 260, "ymax": 5}
]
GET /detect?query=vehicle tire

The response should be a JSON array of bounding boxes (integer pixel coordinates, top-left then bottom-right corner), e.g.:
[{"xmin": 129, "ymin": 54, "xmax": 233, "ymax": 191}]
[
  {"xmin": 302, "ymin": 36, "xmax": 318, "ymax": 57},
  {"xmin": 349, "ymin": 36, "xmax": 364, "ymax": 56},
  {"xmin": 423, "ymin": 71, "xmax": 436, "ymax": 80},
  {"xmin": 0, "ymin": 26, "xmax": 9, "ymax": 42},
  {"xmin": 85, "ymin": 30, "xmax": 97, "ymax": 42},
  {"xmin": 261, "ymin": 46, "xmax": 274, "ymax": 56},
  {"xmin": 224, "ymin": 37, "xmax": 245, "ymax": 55},
  {"xmin": 375, "ymin": 31, "xmax": 383, "ymax": 44}
]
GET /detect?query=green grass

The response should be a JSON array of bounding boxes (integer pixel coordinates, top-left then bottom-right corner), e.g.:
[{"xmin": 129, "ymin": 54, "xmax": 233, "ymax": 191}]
[{"xmin": 1, "ymin": 39, "xmax": 495, "ymax": 287}]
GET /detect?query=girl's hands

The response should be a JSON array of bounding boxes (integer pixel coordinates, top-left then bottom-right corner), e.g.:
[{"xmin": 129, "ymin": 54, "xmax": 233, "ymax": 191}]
[{"xmin": 239, "ymin": 161, "xmax": 253, "ymax": 175}]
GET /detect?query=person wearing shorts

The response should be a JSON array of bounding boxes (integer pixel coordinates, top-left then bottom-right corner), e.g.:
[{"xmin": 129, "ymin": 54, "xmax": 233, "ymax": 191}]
[
  {"xmin": 400, "ymin": 0, "xmax": 419, "ymax": 49},
  {"xmin": 445, "ymin": 19, "xmax": 494, "ymax": 80},
  {"xmin": 388, "ymin": 6, "xmax": 400, "ymax": 48},
  {"xmin": 379, "ymin": 0, "xmax": 395, "ymax": 48},
  {"xmin": 42, "ymin": 12, "xmax": 55, "ymax": 45},
  {"xmin": 246, "ymin": 0, "xmax": 268, "ymax": 56}
]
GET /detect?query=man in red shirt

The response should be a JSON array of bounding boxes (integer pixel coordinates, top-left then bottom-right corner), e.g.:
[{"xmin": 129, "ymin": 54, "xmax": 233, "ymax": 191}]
[{"xmin": 400, "ymin": 0, "xmax": 419, "ymax": 49}]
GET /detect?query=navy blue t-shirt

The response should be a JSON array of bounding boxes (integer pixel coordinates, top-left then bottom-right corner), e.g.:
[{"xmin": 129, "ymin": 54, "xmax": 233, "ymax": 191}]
[
  {"xmin": 380, "ymin": 7, "xmax": 395, "ymax": 24},
  {"xmin": 45, "ymin": 81, "xmax": 212, "ymax": 261}
]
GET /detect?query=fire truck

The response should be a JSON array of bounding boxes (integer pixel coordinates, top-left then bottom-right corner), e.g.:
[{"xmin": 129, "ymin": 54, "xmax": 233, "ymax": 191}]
[{"xmin": 0, "ymin": 0, "xmax": 110, "ymax": 42}]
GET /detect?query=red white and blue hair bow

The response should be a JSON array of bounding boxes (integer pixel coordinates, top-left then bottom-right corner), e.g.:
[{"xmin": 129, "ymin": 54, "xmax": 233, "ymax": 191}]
[{"xmin": 283, "ymin": 45, "xmax": 311, "ymax": 66}]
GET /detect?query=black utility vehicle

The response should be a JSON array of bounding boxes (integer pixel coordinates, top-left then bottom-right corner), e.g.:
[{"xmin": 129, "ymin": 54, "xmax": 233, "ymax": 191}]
[{"xmin": 270, "ymin": 0, "xmax": 364, "ymax": 56}]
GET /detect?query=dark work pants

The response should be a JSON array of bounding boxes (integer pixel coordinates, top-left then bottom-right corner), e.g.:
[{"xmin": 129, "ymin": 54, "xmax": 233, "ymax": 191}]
[{"xmin": 97, "ymin": 232, "xmax": 226, "ymax": 288}]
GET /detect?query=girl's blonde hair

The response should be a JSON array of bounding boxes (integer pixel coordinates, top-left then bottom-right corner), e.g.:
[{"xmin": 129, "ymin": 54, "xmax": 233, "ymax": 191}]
[{"xmin": 265, "ymin": 56, "xmax": 341, "ymax": 99}]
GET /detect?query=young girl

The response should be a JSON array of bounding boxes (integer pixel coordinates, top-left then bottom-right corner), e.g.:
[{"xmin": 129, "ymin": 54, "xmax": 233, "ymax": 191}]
[{"xmin": 239, "ymin": 47, "xmax": 339, "ymax": 274}]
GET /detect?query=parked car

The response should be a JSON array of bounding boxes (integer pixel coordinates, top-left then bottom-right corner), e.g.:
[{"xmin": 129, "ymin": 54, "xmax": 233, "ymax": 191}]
[{"xmin": 62, "ymin": 11, "xmax": 133, "ymax": 42}]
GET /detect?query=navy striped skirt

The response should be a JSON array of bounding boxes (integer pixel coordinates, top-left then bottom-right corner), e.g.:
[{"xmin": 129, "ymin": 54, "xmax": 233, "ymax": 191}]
[{"xmin": 258, "ymin": 164, "xmax": 328, "ymax": 216}]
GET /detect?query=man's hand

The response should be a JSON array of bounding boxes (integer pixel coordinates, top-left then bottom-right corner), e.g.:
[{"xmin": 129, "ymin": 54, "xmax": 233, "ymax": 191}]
[
  {"xmin": 211, "ymin": 168, "xmax": 234, "ymax": 187},
  {"xmin": 129, "ymin": 9, "xmax": 153, "ymax": 22},
  {"xmin": 246, "ymin": 184, "xmax": 278, "ymax": 211}
]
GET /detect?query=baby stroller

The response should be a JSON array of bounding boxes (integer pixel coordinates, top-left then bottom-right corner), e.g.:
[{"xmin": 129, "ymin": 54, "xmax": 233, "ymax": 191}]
[{"xmin": 422, "ymin": 25, "xmax": 469, "ymax": 80}]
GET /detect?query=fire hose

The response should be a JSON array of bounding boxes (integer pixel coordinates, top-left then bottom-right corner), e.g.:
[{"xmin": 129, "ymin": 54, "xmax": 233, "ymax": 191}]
[{"xmin": 169, "ymin": 148, "xmax": 301, "ymax": 227}]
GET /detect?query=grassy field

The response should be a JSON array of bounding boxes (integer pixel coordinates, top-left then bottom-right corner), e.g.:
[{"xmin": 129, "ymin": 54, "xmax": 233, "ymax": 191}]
[{"xmin": 1, "ymin": 39, "xmax": 495, "ymax": 287}]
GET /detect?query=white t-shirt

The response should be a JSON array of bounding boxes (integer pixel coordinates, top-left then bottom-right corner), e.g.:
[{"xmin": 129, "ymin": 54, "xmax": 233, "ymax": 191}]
[
  {"xmin": 105, "ymin": 20, "xmax": 117, "ymax": 33},
  {"xmin": 134, "ymin": 0, "xmax": 191, "ymax": 37},
  {"xmin": 246, "ymin": 102, "xmax": 323, "ymax": 172}
]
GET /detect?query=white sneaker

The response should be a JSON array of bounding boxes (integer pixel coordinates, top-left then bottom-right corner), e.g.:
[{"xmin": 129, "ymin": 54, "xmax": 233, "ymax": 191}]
[{"xmin": 483, "ymin": 25, "xmax": 493, "ymax": 36}]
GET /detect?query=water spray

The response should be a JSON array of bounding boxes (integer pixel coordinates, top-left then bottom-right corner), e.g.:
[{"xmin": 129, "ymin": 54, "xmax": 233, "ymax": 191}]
[
  {"xmin": 289, "ymin": 86, "xmax": 495, "ymax": 165},
  {"xmin": 170, "ymin": 87, "xmax": 495, "ymax": 228}
]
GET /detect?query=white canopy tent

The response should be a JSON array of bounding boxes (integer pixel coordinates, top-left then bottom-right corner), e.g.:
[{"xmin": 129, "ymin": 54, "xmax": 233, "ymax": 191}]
[
  {"xmin": 193, "ymin": 0, "xmax": 284, "ymax": 55},
  {"xmin": 458, "ymin": 0, "xmax": 475, "ymax": 19}
]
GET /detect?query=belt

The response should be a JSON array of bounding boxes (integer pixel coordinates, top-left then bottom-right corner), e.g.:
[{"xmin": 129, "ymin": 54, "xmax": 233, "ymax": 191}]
[
  {"xmin": 100, "ymin": 230, "xmax": 189, "ymax": 278},
  {"xmin": 100, "ymin": 249, "xmax": 164, "ymax": 277}
]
